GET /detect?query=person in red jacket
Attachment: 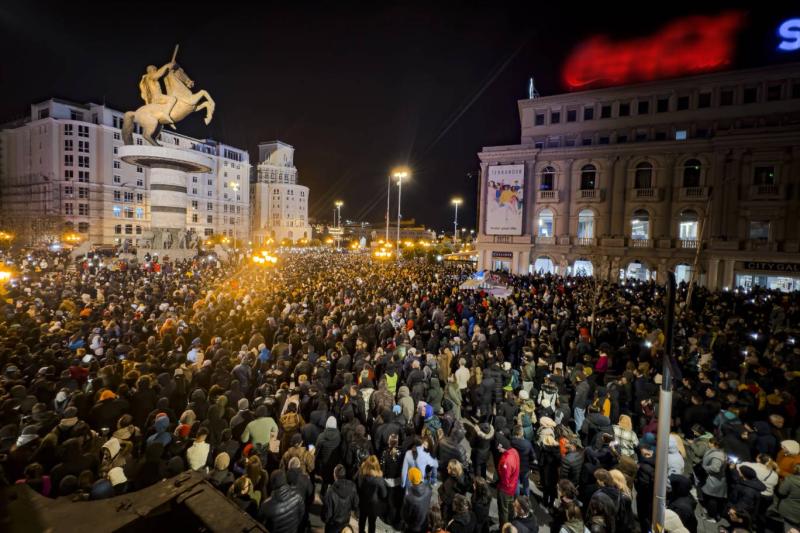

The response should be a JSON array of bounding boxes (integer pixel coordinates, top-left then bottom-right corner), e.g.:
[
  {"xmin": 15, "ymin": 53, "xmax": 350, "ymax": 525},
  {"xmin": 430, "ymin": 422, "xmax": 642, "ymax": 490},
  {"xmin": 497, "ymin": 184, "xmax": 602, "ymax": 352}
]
[{"xmin": 495, "ymin": 435, "xmax": 520, "ymax": 527}]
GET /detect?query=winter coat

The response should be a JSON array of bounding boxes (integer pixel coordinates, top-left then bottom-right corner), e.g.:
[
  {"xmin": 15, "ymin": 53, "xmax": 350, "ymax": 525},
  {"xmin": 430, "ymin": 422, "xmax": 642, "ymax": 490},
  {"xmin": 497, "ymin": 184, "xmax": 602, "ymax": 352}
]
[
  {"xmin": 398, "ymin": 386, "xmax": 415, "ymax": 423},
  {"xmin": 701, "ymin": 448, "xmax": 727, "ymax": 498},
  {"xmin": 580, "ymin": 413, "xmax": 612, "ymax": 447},
  {"xmin": 260, "ymin": 484, "xmax": 305, "ymax": 533},
  {"xmin": 241, "ymin": 416, "xmax": 278, "ymax": 447},
  {"xmin": 315, "ymin": 427, "xmax": 342, "ymax": 483},
  {"xmin": 322, "ymin": 478, "xmax": 358, "ymax": 530},
  {"xmin": 667, "ymin": 436, "xmax": 685, "ymax": 477},
  {"xmin": 438, "ymin": 435, "xmax": 468, "ymax": 474},
  {"xmin": 402, "ymin": 446, "xmax": 438, "ymax": 487},
  {"xmin": 468, "ymin": 422, "xmax": 495, "ymax": 466},
  {"xmin": 777, "ymin": 474, "xmax": 800, "ymax": 526},
  {"xmin": 728, "ymin": 471, "xmax": 766, "ymax": 517},
  {"xmin": 574, "ymin": 380, "xmax": 591, "ymax": 409},
  {"xmin": 402, "ymin": 483, "xmax": 433, "ymax": 533},
  {"xmin": 357, "ymin": 474, "xmax": 388, "ymax": 513},
  {"xmin": 667, "ymin": 474, "xmax": 697, "ymax": 532},
  {"xmin": 511, "ymin": 436, "xmax": 536, "ymax": 474},
  {"xmin": 448, "ymin": 510, "xmax": 478, "ymax": 533},
  {"xmin": 497, "ymin": 448, "xmax": 520, "ymax": 496},
  {"xmin": 560, "ymin": 450, "xmax": 584, "ymax": 486},
  {"xmin": 427, "ymin": 378, "xmax": 444, "ymax": 413}
]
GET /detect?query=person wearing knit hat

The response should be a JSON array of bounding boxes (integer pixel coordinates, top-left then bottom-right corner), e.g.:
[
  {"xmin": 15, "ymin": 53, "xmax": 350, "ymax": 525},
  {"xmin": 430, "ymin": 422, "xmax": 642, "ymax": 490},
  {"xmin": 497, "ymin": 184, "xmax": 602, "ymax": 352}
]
[
  {"xmin": 325, "ymin": 416, "xmax": 337, "ymax": 429},
  {"xmin": 407, "ymin": 466, "xmax": 423, "ymax": 486},
  {"xmin": 99, "ymin": 390, "xmax": 116, "ymax": 402}
]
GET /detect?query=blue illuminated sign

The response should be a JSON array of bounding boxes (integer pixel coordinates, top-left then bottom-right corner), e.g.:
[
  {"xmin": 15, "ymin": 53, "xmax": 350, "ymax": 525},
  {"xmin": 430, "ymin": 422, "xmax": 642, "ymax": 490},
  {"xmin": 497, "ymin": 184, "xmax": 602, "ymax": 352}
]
[{"xmin": 778, "ymin": 18, "xmax": 800, "ymax": 51}]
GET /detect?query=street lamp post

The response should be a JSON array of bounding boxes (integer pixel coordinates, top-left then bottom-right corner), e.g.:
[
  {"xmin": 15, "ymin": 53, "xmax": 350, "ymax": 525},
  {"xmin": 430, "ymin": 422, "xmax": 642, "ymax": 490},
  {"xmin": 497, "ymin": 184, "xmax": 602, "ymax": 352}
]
[
  {"xmin": 393, "ymin": 170, "xmax": 408, "ymax": 258},
  {"xmin": 385, "ymin": 175, "xmax": 392, "ymax": 241},
  {"xmin": 334, "ymin": 201, "xmax": 343, "ymax": 249},
  {"xmin": 229, "ymin": 181, "xmax": 240, "ymax": 263},
  {"xmin": 451, "ymin": 198, "xmax": 462, "ymax": 244}
]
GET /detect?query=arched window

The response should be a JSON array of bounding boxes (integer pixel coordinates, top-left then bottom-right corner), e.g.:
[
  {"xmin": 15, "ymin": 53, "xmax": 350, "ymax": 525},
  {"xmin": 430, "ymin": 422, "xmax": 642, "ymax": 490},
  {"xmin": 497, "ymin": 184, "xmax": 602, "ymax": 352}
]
[
  {"xmin": 577, "ymin": 209, "xmax": 595, "ymax": 238},
  {"xmin": 679, "ymin": 210, "xmax": 699, "ymax": 240},
  {"xmin": 580, "ymin": 164, "xmax": 596, "ymax": 190},
  {"xmin": 531, "ymin": 256, "xmax": 554, "ymax": 274},
  {"xmin": 634, "ymin": 162, "xmax": 653, "ymax": 189},
  {"xmin": 631, "ymin": 209, "xmax": 650, "ymax": 239},
  {"xmin": 682, "ymin": 159, "xmax": 701, "ymax": 188},
  {"xmin": 537, "ymin": 209, "xmax": 554, "ymax": 237},
  {"xmin": 540, "ymin": 166, "xmax": 555, "ymax": 191}
]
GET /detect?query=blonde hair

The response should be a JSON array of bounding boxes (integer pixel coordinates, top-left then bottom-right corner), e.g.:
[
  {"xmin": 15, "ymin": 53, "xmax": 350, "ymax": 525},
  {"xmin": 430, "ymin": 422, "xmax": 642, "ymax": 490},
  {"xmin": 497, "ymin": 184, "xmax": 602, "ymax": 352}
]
[
  {"xmin": 359, "ymin": 455, "xmax": 383, "ymax": 478},
  {"xmin": 609, "ymin": 469, "xmax": 630, "ymax": 497},
  {"xmin": 617, "ymin": 414, "xmax": 632, "ymax": 432},
  {"xmin": 447, "ymin": 459, "xmax": 463, "ymax": 478}
]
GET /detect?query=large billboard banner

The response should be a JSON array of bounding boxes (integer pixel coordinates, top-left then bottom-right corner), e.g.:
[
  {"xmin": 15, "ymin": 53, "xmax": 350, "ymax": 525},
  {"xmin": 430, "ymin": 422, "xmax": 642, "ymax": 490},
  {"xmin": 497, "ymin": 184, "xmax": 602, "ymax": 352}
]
[{"xmin": 485, "ymin": 164, "xmax": 525, "ymax": 235}]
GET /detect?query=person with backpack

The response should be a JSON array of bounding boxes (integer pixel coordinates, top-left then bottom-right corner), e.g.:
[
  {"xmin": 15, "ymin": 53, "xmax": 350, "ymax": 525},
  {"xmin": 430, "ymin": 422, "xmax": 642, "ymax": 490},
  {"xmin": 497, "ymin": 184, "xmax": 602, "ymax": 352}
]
[
  {"xmin": 402, "ymin": 467, "xmax": 433, "ymax": 533},
  {"xmin": 322, "ymin": 464, "xmax": 358, "ymax": 533}
]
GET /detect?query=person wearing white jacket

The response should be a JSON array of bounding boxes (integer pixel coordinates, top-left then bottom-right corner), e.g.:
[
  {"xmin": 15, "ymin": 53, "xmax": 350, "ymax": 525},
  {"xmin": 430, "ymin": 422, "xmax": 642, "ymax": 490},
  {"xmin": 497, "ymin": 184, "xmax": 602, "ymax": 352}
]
[{"xmin": 186, "ymin": 427, "xmax": 211, "ymax": 471}]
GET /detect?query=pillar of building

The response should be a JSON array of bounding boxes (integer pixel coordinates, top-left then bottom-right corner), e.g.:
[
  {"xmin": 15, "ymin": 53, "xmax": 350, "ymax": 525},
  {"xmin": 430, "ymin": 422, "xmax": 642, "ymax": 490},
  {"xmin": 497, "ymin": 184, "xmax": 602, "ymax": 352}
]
[
  {"xmin": 705, "ymin": 258, "xmax": 720, "ymax": 289},
  {"xmin": 517, "ymin": 249, "xmax": 531, "ymax": 275},
  {"xmin": 610, "ymin": 156, "xmax": 628, "ymax": 236},
  {"xmin": 722, "ymin": 259, "xmax": 736, "ymax": 290}
]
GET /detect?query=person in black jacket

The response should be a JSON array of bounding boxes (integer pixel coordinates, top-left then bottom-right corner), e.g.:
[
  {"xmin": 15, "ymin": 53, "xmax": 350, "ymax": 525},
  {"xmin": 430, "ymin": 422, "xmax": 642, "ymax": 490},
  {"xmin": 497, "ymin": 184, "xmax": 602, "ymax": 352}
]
[
  {"xmin": 728, "ymin": 465, "xmax": 766, "ymax": 519},
  {"xmin": 260, "ymin": 470, "xmax": 305, "ymax": 533},
  {"xmin": 316, "ymin": 416, "xmax": 342, "ymax": 498},
  {"xmin": 286, "ymin": 457, "xmax": 314, "ymax": 532},
  {"xmin": 402, "ymin": 466, "xmax": 433, "ymax": 533},
  {"xmin": 510, "ymin": 495, "xmax": 538, "ymax": 533},
  {"xmin": 511, "ymin": 426, "xmax": 535, "ymax": 497},
  {"xmin": 559, "ymin": 441, "xmax": 584, "ymax": 487},
  {"xmin": 356, "ymin": 455, "xmax": 388, "ymax": 533},
  {"xmin": 447, "ymin": 493, "xmax": 477, "ymax": 533},
  {"xmin": 471, "ymin": 476, "xmax": 493, "ymax": 533},
  {"xmin": 322, "ymin": 464, "xmax": 358, "ymax": 533},
  {"xmin": 667, "ymin": 474, "xmax": 697, "ymax": 533}
]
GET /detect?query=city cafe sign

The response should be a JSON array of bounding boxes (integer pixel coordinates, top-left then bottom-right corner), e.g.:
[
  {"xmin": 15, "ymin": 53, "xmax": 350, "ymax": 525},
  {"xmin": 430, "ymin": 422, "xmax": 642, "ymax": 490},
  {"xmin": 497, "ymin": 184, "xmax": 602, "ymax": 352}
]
[
  {"xmin": 563, "ymin": 12, "xmax": 800, "ymax": 90},
  {"xmin": 743, "ymin": 261, "xmax": 800, "ymax": 273}
]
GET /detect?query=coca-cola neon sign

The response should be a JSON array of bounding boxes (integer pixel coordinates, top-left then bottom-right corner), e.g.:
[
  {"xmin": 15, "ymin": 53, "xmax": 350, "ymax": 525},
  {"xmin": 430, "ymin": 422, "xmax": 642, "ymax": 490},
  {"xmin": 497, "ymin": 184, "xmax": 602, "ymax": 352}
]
[{"xmin": 563, "ymin": 12, "xmax": 746, "ymax": 90}]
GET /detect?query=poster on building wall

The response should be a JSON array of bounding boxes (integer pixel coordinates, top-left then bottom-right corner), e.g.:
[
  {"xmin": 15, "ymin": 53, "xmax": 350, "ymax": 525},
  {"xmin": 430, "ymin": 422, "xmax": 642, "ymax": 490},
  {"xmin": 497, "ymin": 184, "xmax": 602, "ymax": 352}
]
[{"xmin": 485, "ymin": 164, "xmax": 525, "ymax": 235}]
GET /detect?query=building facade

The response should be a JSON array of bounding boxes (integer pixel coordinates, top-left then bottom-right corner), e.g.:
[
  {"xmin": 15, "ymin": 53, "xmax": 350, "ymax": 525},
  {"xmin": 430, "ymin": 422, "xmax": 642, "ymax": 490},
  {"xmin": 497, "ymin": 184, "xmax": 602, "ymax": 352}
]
[
  {"xmin": 476, "ymin": 63, "xmax": 800, "ymax": 291},
  {"xmin": 0, "ymin": 99, "xmax": 250, "ymax": 247},
  {"xmin": 250, "ymin": 141, "xmax": 311, "ymax": 245}
]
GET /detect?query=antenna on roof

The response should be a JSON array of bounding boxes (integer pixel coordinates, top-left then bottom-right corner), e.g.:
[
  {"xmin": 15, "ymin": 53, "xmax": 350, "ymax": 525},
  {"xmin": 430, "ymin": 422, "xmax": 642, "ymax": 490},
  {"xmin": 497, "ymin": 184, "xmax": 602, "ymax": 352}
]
[{"xmin": 528, "ymin": 77, "xmax": 539, "ymax": 100}]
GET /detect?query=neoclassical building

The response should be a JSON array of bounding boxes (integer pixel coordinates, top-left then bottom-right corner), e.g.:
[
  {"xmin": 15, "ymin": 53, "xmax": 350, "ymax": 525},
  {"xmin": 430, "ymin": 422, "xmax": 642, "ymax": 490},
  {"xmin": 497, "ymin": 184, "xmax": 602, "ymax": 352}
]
[{"xmin": 476, "ymin": 62, "xmax": 800, "ymax": 291}]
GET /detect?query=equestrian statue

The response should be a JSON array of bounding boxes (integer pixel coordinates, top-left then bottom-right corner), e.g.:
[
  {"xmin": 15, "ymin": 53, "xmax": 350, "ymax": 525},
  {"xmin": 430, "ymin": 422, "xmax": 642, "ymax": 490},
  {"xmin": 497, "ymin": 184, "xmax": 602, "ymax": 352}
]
[{"xmin": 121, "ymin": 45, "xmax": 215, "ymax": 146}]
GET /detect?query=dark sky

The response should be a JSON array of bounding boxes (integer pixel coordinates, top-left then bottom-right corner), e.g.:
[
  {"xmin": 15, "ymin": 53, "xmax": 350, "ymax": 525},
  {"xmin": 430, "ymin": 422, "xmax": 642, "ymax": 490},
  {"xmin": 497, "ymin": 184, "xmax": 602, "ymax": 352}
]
[{"xmin": 0, "ymin": 1, "xmax": 793, "ymax": 232}]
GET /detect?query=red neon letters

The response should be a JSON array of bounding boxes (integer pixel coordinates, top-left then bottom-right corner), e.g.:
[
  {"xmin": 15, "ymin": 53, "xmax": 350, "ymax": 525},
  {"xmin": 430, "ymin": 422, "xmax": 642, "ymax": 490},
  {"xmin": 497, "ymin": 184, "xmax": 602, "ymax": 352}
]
[{"xmin": 563, "ymin": 12, "xmax": 746, "ymax": 90}]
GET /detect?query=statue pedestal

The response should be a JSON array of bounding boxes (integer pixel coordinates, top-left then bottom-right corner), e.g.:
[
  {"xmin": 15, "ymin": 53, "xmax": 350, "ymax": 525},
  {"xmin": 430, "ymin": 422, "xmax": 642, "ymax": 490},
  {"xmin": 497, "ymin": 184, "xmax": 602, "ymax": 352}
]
[{"xmin": 119, "ymin": 145, "xmax": 213, "ymax": 250}]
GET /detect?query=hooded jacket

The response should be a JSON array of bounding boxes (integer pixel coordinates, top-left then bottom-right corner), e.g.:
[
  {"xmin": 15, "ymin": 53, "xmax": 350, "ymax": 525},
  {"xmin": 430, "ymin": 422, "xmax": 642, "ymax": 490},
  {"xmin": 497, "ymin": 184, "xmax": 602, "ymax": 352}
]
[
  {"xmin": 729, "ymin": 468, "xmax": 766, "ymax": 517},
  {"xmin": 667, "ymin": 436, "xmax": 685, "ymax": 477},
  {"xmin": 147, "ymin": 414, "xmax": 172, "ymax": 448},
  {"xmin": 322, "ymin": 478, "xmax": 358, "ymax": 528},
  {"xmin": 427, "ymin": 378, "xmax": 443, "ymax": 413},
  {"xmin": 398, "ymin": 386, "xmax": 415, "ymax": 423},
  {"xmin": 777, "ymin": 474, "xmax": 800, "ymax": 526},
  {"xmin": 667, "ymin": 474, "xmax": 697, "ymax": 532},
  {"xmin": 402, "ymin": 483, "xmax": 433, "ymax": 533}
]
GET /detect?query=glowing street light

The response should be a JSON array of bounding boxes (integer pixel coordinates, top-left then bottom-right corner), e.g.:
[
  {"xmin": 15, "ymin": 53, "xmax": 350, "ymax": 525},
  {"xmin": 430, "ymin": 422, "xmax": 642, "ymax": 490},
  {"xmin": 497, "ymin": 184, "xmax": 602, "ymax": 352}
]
[
  {"xmin": 451, "ymin": 198, "xmax": 462, "ymax": 243},
  {"xmin": 392, "ymin": 168, "xmax": 409, "ymax": 258}
]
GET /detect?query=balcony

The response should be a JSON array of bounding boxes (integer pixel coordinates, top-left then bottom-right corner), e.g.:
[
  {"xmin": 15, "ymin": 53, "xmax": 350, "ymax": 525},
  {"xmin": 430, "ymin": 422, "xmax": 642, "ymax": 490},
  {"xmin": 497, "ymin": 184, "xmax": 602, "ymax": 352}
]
[
  {"xmin": 577, "ymin": 188, "xmax": 605, "ymax": 202},
  {"xmin": 748, "ymin": 184, "xmax": 785, "ymax": 201},
  {"xmin": 678, "ymin": 239, "xmax": 699, "ymax": 249},
  {"xmin": 631, "ymin": 187, "xmax": 663, "ymax": 201},
  {"xmin": 747, "ymin": 240, "xmax": 777, "ymax": 252},
  {"xmin": 536, "ymin": 190, "xmax": 560, "ymax": 202},
  {"xmin": 535, "ymin": 236, "xmax": 556, "ymax": 245},
  {"xmin": 573, "ymin": 237, "xmax": 596, "ymax": 246},
  {"xmin": 679, "ymin": 186, "xmax": 709, "ymax": 201},
  {"xmin": 628, "ymin": 238, "xmax": 653, "ymax": 248}
]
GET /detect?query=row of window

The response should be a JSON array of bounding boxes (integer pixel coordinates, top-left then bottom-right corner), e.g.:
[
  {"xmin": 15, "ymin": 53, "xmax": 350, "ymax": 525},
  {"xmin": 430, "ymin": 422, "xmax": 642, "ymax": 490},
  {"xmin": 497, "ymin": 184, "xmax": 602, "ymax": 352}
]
[
  {"xmin": 532, "ymin": 81, "xmax": 800, "ymax": 126},
  {"xmin": 536, "ymin": 160, "xmax": 775, "ymax": 191},
  {"xmin": 64, "ymin": 155, "xmax": 90, "ymax": 168},
  {"xmin": 64, "ymin": 124, "xmax": 89, "ymax": 137},
  {"xmin": 114, "ymin": 224, "xmax": 143, "ymax": 235},
  {"xmin": 112, "ymin": 191, "xmax": 144, "ymax": 203},
  {"xmin": 189, "ymin": 201, "xmax": 243, "ymax": 213},
  {"xmin": 64, "ymin": 170, "xmax": 89, "ymax": 183},
  {"xmin": 112, "ymin": 206, "xmax": 145, "ymax": 219},
  {"xmin": 64, "ymin": 140, "xmax": 90, "ymax": 153},
  {"xmin": 62, "ymin": 186, "xmax": 90, "ymax": 198},
  {"xmin": 63, "ymin": 203, "xmax": 89, "ymax": 216},
  {"xmin": 533, "ymin": 208, "xmax": 770, "ymax": 241}
]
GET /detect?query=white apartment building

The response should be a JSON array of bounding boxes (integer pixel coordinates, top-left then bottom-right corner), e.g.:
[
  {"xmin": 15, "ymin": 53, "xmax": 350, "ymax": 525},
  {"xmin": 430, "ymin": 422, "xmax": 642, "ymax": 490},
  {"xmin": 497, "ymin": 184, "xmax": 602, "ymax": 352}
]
[
  {"xmin": 251, "ymin": 141, "xmax": 311, "ymax": 245},
  {"xmin": 0, "ymin": 98, "xmax": 250, "ymax": 247},
  {"xmin": 477, "ymin": 63, "xmax": 800, "ymax": 291}
]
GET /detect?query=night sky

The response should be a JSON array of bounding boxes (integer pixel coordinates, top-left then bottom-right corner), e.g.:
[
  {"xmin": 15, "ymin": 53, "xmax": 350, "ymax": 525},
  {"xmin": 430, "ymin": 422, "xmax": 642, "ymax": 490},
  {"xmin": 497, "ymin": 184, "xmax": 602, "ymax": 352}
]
[{"xmin": 0, "ymin": 2, "xmax": 793, "ymax": 232}]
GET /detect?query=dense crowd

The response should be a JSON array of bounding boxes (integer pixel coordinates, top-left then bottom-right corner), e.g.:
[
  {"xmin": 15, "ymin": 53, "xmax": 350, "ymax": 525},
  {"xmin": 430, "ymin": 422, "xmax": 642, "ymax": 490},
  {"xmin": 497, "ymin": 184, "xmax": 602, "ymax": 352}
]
[{"xmin": 1, "ymin": 249, "xmax": 800, "ymax": 533}]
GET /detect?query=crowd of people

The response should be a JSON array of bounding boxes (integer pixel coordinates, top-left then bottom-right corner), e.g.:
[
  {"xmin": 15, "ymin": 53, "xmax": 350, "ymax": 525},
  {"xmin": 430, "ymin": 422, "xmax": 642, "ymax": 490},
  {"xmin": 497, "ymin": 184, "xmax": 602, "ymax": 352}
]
[{"xmin": 1, "ymin": 248, "xmax": 800, "ymax": 533}]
